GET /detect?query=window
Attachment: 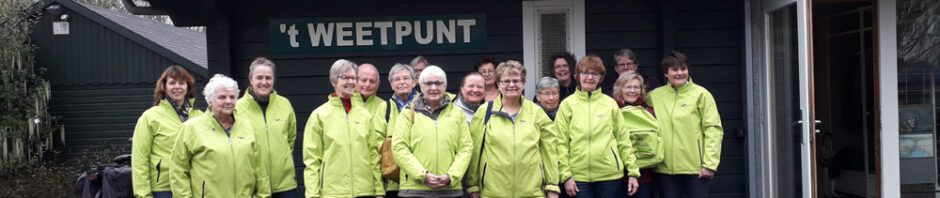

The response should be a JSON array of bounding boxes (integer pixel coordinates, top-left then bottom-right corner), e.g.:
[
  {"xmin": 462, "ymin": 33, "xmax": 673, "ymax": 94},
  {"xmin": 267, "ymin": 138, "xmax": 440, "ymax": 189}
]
[{"xmin": 522, "ymin": 0, "xmax": 585, "ymax": 98}]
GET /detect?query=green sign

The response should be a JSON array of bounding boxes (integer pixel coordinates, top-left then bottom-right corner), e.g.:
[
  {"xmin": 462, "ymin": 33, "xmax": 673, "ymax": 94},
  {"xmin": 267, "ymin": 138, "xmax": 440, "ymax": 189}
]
[{"xmin": 269, "ymin": 15, "xmax": 486, "ymax": 53}]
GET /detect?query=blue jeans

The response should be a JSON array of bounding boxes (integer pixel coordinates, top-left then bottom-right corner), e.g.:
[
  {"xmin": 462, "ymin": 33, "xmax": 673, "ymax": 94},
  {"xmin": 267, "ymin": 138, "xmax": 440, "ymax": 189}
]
[
  {"xmin": 656, "ymin": 173, "xmax": 712, "ymax": 198},
  {"xmin": 564, "ymin": 179, "xmax": 623, "ymax": 198},
  {"xmin": 272, "ymin": 188, "xmax": 298, "ymax": 198},
  {"xmin": 630, "ymin": 182, "xmax": 655, "ymax": 198},
  {"xmin": 152, "ymin": 191, "xmax": 172, "ymax": 198}
]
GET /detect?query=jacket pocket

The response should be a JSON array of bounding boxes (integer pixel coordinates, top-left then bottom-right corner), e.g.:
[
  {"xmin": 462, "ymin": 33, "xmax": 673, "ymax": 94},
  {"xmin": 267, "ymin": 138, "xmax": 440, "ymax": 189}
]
[
  {"xmin": 201, "ymin": 181, "xmax": 206, "ymax": 198},
  {"xmin": 320, "ymin": 161, "xmax": 326, "ymax": 190},
  {"xmin": 697, "ymin": 140, "xmax": 704, "ymax": 166},
  {"xmin": 610, "ymin": 147, "xmax": 621, "ymax": 171},
  {"xmin": 480, "ymin": 163, "xmax": 488, "ymax": 190},
  {"xmin": 539, "ymin": 164, "xmax": 546, "ymax": 186},
  {"xmin": 155, "ymin": 159, "xmax": 163, "ymax": 183}
]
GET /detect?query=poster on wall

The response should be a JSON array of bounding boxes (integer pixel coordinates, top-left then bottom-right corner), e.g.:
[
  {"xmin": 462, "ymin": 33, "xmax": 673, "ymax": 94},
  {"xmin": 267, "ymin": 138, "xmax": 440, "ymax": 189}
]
[
  {"xmin": 900, "ymin": 133, "xmax": 934, "ymax": 158},
  {"xmin": 899, "ymin": 104, "xmax": 933, "ymax": 133}
]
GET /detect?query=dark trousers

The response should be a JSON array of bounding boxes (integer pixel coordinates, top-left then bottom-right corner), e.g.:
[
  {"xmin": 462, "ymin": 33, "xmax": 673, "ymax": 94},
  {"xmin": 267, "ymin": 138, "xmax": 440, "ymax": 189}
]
[
  {"xmin": 656, "ymin": 173, "xmax": 712, "ymax": 198},
  {"xmin": 559, "ymin": 179, "xmax": 623, "ymax": 198},
  {"xmin": 630, "ymin": 182, "xmax": 655, "ymax": 198},
  {"xmin": 152, "ymin": 191, "xmax": 172, "ymax": 198},
  {"xmin": 272, "ymin": 188, "xmax": 298, "ymax": 198},
  {"xmin": 386, "ymin": 191, "xmax": 400, "ymax": 198}
]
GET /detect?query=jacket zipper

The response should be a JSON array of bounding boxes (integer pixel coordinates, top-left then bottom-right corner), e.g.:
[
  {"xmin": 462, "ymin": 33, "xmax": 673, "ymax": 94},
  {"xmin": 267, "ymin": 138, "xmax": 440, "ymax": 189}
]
[
  {"xmin": 346, "ymin": 112, "xmax": 356, "ymax": 195},
  {"xmin": 227, "ymin": 131, "xmax": 236, "ymax": 196},
  {"xmin": 155, "ymin": 159, "xmax": 163, "ymax": 182},
  {"xmin": 511, "ymin": 119, "xmax": 517, "ymax": 197},
  {"xmin": 669, "ymin": 86, "xmax": 680, "ymax": 172},
  {"xmin": 587, "ymin": 91, "xmax": 593, "ymax": 179},
  {"xmin": 259, "ymin": 100, "xmax": 275, "ymax": 191}
]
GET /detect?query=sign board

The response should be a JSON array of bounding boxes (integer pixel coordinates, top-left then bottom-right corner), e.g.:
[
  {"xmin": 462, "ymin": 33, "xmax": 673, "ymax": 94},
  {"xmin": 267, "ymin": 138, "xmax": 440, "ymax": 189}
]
[
  {"xmin": 53, "ymin": 21, "xmax": 69, "ymax": 35},
  {"xmin": 269, "ymin": 15, "xmax": 486, "ymax": 53}
]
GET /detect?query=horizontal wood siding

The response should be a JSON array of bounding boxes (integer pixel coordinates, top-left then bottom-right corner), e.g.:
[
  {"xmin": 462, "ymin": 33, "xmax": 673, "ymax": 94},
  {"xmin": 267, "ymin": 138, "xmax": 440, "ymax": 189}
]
[
  {"xmin": 33, "ymin": 8, "xmax": 188, "ymax": 87},
  {"xmin": 33, "ymin": 7, "xmax": 209, "ymax": 158},
  {"xmin": 585, "ymin": 0, "xmax": 747, "ymax": 197}
]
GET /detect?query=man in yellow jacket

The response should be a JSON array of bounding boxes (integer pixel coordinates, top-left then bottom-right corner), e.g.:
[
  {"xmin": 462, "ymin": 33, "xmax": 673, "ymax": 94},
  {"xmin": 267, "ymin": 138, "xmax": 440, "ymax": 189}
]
[
  {"xmin": 236, "ymin": 58, "xmax": 299, "ymax": 197},
  {"xmin": 132, "ymin": 66, "xmax": 202, "ymax": 198},
  {"xmin": 170, "ymin": 74, "xmax": 271, "ymax": 198},
  {"xmin": 303, "ymin": 60, "xmax": 385, "ymax": 198}
]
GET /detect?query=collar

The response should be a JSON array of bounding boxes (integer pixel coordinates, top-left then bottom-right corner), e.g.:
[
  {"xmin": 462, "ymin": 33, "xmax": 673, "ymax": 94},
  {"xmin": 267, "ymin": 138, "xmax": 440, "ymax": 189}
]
[
  {"xmin": 329, "ymin": 93, "xmax": 364, "ymax": 107},
  {"xmin": 573, "ymin": 87, "xmax": 605, "ymax": 100},
  {"xmin": 412, "ymin": 93, "xmax": 452, "ymax": 113},
  {"xmin": 454, "ymin": 94, "xmax": 482, "ymax": 112},
  {"xmin": 393, "ymin": 91, "xmax": 416, "ymax": 105}
]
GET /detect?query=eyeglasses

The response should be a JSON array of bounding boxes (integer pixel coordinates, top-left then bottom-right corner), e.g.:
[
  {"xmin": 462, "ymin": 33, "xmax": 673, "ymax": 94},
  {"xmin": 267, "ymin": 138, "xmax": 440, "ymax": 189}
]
[
  {"xmin": 499, "ymin": 79, "xmax": 522, "ymax": 85},
  {"xmin": 479, "ymin": 69, "xmax": 495, "ymax": 75},
  {"xmin": 580, "ymin": 72, "xmax": 601, "ymax": 78},
  {"xmin": 338, "ymin": 75, "xmax": 358, "ymax": 81},
  {"xmin": 617, "ymin": 62, "xmax": 638, "ymax": 67},
  {"xmin": 537, "ymin": 92, "xmax": 560, "ymax": 97},
  {"xmin": 422, "ymin": 81, "xmax": 445, "ymax": 88}
]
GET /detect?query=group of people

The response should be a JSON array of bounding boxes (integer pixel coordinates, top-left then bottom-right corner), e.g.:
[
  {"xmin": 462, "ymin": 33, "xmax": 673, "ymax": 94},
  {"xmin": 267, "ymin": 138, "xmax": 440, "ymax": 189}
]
[{"xmin": 131, "ymin": 49, "xmax": 723, "ymax": 198}]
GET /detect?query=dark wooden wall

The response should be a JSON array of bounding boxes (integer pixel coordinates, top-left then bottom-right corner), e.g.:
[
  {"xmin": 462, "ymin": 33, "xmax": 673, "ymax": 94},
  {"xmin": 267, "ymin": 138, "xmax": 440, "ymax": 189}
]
[
  {"xmin": 206, "ymin": 0, "xmax": 746, "ymax": 196},
  {"xmin": 584, "ymin": 1, "xmax": 746, "ymax": 197},
  {"xmin": 32, "ymin": 6, "xmax": 207, "ymax": 158}
]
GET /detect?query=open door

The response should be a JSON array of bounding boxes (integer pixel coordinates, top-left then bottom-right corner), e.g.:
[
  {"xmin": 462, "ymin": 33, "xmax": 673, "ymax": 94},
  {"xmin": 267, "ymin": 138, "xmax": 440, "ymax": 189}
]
[{"xmin": 761, "ymin": 0, "xmax": 818, "ymax": 197}]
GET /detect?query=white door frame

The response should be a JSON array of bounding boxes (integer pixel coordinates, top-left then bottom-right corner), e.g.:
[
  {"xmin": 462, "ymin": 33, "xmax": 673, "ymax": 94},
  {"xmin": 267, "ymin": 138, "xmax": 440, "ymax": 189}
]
[
  {"xmin": 522, "ymin": 0, "xmax": 586, "ymax": 99},
  {"xmin": 748, "ymin": 0, "xmax": 815, "ymax": 197},
  {"xmin": 876, "ymin": 0, "xmax": 900, "ymax": 197}
]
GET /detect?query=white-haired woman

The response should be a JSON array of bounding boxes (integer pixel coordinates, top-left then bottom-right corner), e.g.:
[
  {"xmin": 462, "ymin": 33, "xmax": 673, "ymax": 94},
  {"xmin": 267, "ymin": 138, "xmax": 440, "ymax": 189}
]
[
  {"xmin": 303, "ymin": 59, "xmax": 385, "ymax": 198},
  {"xmin": 170, "ymin": 74, "xmax": 270, "ymax": 198},
  {"xmin": 534, "ymin": 77, "xmax": 561, "ymax": 120},
  {"xmin": 392, "ymin": 65, "xmax": 473, "ymax": 198}
]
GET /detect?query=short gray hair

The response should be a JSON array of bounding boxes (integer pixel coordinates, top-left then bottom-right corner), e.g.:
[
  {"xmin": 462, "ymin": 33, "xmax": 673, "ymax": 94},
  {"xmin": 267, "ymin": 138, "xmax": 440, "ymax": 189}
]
[
  {"xmin": 536, "ymin": 77, "xmax": 559, "ymax": 93},
  {"xmin": 329, "ymin": 59, "xmax": 358, "ymax": 84},
  {"xmin": 249, "ymin": 57, "xmax": 275, "ymax": 78},
  {"xmin": 203, "ymin": 74, "xmax": 239, "ymax": 103},
  {"xmin": 418, "ymin": 65, "xmax": 446, "ymax": 86},
  {"xmin": 614, "ymin": 49, "xmax": 637, "ymax": 62},
  {"xmin": 410, "ymin": 56, "xmax": 428, "ymax": 67},
  {"xmin": 387, "ymin": 63, "xmax": 414, "ymax": 82}
]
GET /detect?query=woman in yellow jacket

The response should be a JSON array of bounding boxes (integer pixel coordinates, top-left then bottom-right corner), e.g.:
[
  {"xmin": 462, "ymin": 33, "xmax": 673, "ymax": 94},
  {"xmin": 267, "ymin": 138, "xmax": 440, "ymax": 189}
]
[
  {"xmin": 132, "ymin": 66, "xmax": 203, "ymax": 198},
  {"xmin": 646, "ymin": 52, "xmax": 723, "ymax": 198},
  {"xmin": 169, "ymin": 74, "xmax": 271, "ymax": 198},
  {"xmin": 556, "ymin": 55, "xmax": 640, "ymax": 198},
  {"xmin": 303, "ymin": 59, "xmax": 385, "ymax": 198},
  {"xmin": 466, "ymin": 61, "xmax": 560, "ymax": 198},
  {"xmin": 235, "ymin": 58, "xmax": 298, "ymax": 197},
  {"xmin": 392, "ymin": 65, "xmax": 473, "ymax": 198}
]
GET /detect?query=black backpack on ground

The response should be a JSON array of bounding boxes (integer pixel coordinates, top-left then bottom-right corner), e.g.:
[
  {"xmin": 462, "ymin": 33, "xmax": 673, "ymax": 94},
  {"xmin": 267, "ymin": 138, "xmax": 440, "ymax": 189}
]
[{"xmin": 76, "ymin": 154, "xmax": 133, "ymax": 198}]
